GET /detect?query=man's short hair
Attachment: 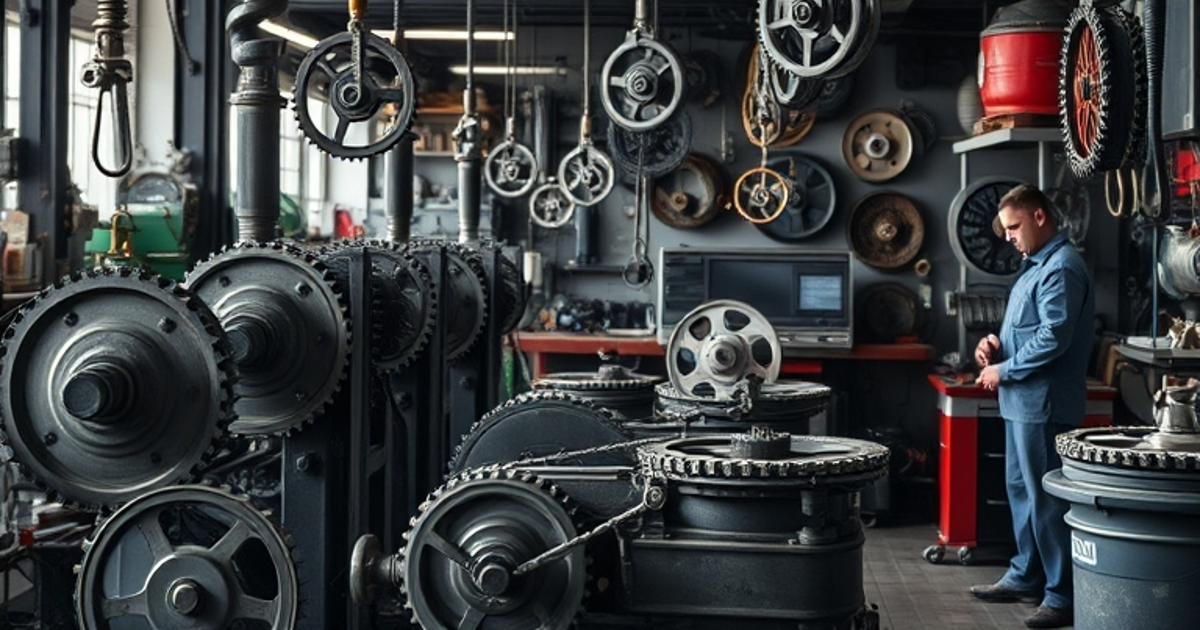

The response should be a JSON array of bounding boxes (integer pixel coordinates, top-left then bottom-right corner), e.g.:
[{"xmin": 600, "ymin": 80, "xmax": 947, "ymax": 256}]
[{"xmin": 999, "ymin": 184, "xmax": 1058, "ymax": 227}]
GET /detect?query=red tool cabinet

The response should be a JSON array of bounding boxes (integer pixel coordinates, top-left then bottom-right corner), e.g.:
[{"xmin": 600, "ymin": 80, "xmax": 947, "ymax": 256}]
[{"xmin": 923, "ymin": 375, "xmax": 1114, "ymax": 565}]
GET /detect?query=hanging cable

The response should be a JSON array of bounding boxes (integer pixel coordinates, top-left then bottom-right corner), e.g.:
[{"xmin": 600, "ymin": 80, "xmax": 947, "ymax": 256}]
[{"xmin": 82, "ymin": 1, "xmax": 133, "ymax": 178}]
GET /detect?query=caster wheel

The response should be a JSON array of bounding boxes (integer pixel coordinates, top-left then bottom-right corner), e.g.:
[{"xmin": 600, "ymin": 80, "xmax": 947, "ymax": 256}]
[
  {"xmin": 958, "ymin": 546, "xmax": 974, "ymax": 565},
  {"xmin": 923, "ymin": 545, "xmax": 944, "ymax": 564}
]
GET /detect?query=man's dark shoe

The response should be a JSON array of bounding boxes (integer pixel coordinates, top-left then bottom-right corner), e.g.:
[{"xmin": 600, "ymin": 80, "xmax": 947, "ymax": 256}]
[
  {"xmin": 969, "ymin": 582, "xmax": 1039, "ymax": 602},
  {"xmin": 1024, "ymin": 605, "xmax": 1073, "ymax": 628}
]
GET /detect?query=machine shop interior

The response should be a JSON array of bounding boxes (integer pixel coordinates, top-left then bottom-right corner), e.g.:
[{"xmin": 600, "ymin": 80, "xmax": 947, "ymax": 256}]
[{"xmin": 0, "ymin": 0, "xmax": 1197, "ymax": 628}]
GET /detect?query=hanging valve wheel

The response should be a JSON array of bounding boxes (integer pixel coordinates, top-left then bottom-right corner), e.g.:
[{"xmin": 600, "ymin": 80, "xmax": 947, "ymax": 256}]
[{"xmin": 600, "ymin": 29, "xmax": 685, "ymax": 132}]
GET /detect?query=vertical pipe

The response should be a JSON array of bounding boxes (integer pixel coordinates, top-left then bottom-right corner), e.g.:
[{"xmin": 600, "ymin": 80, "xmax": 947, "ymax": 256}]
[
  {"xmin": 385, "ymin": 141, "xmax": 414, "ymax": 243},
  {"xmin": 227, "ymin": 0, "xmax": 287, "ymax": 242}
]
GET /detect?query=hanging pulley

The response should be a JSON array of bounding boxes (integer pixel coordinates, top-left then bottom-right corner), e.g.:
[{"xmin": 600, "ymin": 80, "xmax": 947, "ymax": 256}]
[
  {"xmin": 529, "ymin": 178, "xmax": 576, "ymax": 229},
  {"xmin": 847, "ymin": 191, "xmax": 925, "ymax": 269},
  {"xmin": 600, "ymin": 1, "xmax": 685, "ymax": 132}
]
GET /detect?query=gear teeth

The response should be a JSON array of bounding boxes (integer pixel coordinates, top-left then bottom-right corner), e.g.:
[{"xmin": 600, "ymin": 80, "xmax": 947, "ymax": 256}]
[{"xmin": 638, "ymin": 434, "xmax": 890, "ymax": 482}]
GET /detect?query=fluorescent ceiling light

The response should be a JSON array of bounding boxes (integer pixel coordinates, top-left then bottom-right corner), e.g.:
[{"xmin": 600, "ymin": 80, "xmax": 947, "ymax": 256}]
[
  {"xmin": 450, "ymin": 65, "xmax": 566, "ymax": 76},
  {"xmin": 390, "ymin": 29, "xmax": 514, "ymax": 41},
  {"xmin": 260, "ymin": 20, "xmax": 319, "ymax": 50}
]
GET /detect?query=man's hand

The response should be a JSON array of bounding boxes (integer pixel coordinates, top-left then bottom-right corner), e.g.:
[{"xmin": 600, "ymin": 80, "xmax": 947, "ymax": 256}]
[
  {"xmin": 975, "ymin": 334, "xmax": 1000, "ymax": 367},
  {"xmin": 976, "ymin": 364, "xmax": 1000, "ymax": 391}
]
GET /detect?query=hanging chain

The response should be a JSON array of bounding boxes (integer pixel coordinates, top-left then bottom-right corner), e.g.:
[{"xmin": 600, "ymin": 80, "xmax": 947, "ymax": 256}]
[{"xmin": 348, "ymin": 0, "xmax": 367, "ymax": 104}]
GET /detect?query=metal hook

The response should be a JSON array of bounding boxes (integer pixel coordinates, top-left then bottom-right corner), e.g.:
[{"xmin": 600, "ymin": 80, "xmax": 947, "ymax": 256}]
[{"xmin": 90, "ymin": 76, "xmax": 133, "ymax": 178}]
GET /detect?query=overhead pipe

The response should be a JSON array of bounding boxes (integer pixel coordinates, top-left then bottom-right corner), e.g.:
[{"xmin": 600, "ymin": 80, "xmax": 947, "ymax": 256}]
[
  {"xmin": 227, "ymin": 0, "xmax": 287, "ymax": 242},
  {"xmin": 455, "ymin": 0, "xmax": 483, "ymax": 244}
]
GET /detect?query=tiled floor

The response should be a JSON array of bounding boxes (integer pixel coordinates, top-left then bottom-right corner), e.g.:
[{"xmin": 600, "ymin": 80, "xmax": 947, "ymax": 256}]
[{"xmin": 862, "ymin": 522, "xmax": 1070, "ymax": 630}]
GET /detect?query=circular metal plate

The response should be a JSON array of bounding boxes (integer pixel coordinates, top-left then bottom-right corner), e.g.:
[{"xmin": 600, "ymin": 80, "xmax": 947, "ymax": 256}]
[
  {"xmin": 847, "ymin": 191, "xmax": 925, "ymax": 269},
  {"xmin": 757, "ymin": 153, "xmax": 838, "ymax": 242},
  {"xmin": 638, "ymin": 433, "xmax": 890, "ymax": 481},
  {"xmin": 650, "ymin": 153, "xmax": 728, "ymax": 229},
  {"xmin": 665, "ymin": 300, "xmax": 782, "ymax": 400},
  {"xmin": 948, "ymin": 177, "xmax": 1024, "ymax": 277},
  {"xmin": 842, "ymin": 109, "xmax": 919, "ymax": 182}
]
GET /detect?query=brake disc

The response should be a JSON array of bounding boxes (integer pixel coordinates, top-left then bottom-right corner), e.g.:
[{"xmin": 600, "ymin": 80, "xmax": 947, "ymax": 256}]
[
  {"xmin": 450, "ymin": 390, "xmax": 632, "ymax": 474},
  {"xmin": 858, "ymin": 282, "xmax": 923, "ymax": 343},
  {"xmin": 185, "ymin": 241, "xmax": 349, "ymax": 435},
  {"xmin": 758, "ymin": 0, "xmax": 880, "ymax": 79},
  {"xmin": 292, "ymin": 31, "xmax": 417, "ymax": 160},
  {"xmin": 76, "ymin": 485, "xmax": 297, "ymax": 629},
  {"xmin": 1060, "ymin": 4, "xmax": 1141, "ymax": 179},
  {"xmin": 638, "ymin": 429, "xmax": 890, "ymax": 481},
  {"xmin": 847, "ymin": 191, "xmax": 925, "ymax": 269},
  {"xmin": 756, "ymin": 153, "xmax": 838, "ymax": 242},
  {"xmin": 0, "ymin": 269, "xmax": 234, "ymax": 508},
  {"xmin": 609, "ymin": 111, "xmax": 693, "ymax": 180},
  {"xmin": 665, "ymin": 300, "xmax": 782, "ymax": 400},
  {"xmin": 600, "ymin": 28, "xmax": 685, "ymax": 132},
  {"xmin": 319, "ymin": 241, "xmax": 438, "ymax": 371},
  {"xmin": 948, "ymin": 177, "xmax": 1024, "ymax": 277},
  {"xmin": 650, "ymin": 153, "xmax": 728, "ymax": 229},
  {"xmin": 410, "ymin": 240, "xmax": 488, "ymax": 362},
  {"xmin": 842, "ymin": 108, "xmax": 922, "ymax": 182},
  {"xmin": 484, "ymin": 140, "xmax": 539, "ymax": 198},
  {"xmin": 401, "ymin": 470, "xmax": 585, "ymax": 630}
]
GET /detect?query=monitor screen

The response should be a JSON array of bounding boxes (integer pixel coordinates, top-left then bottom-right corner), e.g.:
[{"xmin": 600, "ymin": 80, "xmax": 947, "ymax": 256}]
[{"xmin": 799, "ymin": 274, "xmax": 843, "ymax": 313}]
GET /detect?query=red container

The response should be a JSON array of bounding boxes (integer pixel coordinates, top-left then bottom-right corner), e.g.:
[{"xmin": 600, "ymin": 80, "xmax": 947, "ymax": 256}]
[{"xmin": 979, "ymin": 28, "xmax": 1063, "ymax": 117}]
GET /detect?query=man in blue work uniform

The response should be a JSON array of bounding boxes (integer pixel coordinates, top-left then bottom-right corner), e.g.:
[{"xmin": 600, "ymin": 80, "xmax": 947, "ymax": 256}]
[{"xmin": 970, "ymin": 184, "xmax": 1094, "ymax": 629}]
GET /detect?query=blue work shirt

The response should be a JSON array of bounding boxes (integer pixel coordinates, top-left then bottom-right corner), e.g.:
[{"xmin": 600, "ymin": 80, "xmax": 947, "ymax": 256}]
[{"xmin": 995, "ymin": 232, "xmax": 1094, "ymax": 425}]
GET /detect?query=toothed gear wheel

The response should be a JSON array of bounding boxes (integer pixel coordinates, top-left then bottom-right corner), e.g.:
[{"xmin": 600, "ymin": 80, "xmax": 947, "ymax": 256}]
[
  {"xmin": 1115, "ymin": 7, "xmax": 1146, "ymax": 169},
  {"xmin": 76, "ymin": 485, "xmax": 298, "ymax": 629},
  {"xmin": 0, "ymin": 268, "xmax": 235, "ymax": 508},
  {"xmin": 1060, "ymin": 4, "xmax": 1138, "ymax": 179},
  {"xmin": 1056, "ymin": 426, "xmax": 1200, "ymax": 471},
  {"xmin": 485, "ymin": 244, "xmax": 526, "ymax": 336},
  {"xmin": 450, "ymin": 390, "xmax": 632, "ymax": 474},
  {"xmin": 401, "ymin": 470, "xmax": 585, "ymax": 630},
  {"xmin": 292, "ymin": 30, "xmax": 417, "ymax": 160},
  {"xmin": 318, "ymin": 240, "xmax": 438, "ymax": 370},
  {"xmin": 638, "ymin": 432, "xmax": 889, "ymax": 481},
  {"xmin": 609, "ymin": 112, "xmax": 693, "ymax": 180},
  {"xmin": 185, "ymin": 241, "xmax": 349, "ymax": 435},
  {"xmin": 757, "ymin": 0, "xmax": 880, "ymax": 79},
  {"xmin": 600, "ymin": 29, "xmax": 685, "ymax": 132},
  {"xmin": 410, "ymin": 241, "xmax": 488, "ymax": 362},
  {"xmin": 654, "ymin": 380, "xmax": 831, "ymax": 423}
]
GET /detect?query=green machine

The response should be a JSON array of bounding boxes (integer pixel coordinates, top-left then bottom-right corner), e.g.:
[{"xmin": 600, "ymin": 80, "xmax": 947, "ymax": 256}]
[{"xmin": 85, "ymin": 167, "xmax": 197, "ymax": 280}]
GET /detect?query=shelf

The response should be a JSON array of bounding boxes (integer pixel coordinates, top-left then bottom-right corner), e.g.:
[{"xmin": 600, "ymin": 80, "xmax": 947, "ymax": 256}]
[{"xmin": 952, "ymin": 127, "xmax": 1062, "ymax": 154}]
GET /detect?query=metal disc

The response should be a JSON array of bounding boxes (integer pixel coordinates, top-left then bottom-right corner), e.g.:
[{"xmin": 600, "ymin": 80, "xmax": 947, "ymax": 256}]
[
  {"xmin": 534, "ymin": 365, "xmax": 662, "ymax": 419},
  {"xmin": 847, "ymin": 191, "xmax": 925, "ymax": 269},
  {"xmin": 76, "ymin": 485, "xmax": 298, "ymax": 629},
  {"xmin": 638, "ymin": 432, "xmax": 890, "ymax": 481},
  {"xmin": 1057, "ymin": 426, "xmax": 1200, "ymax": 471},
  {"xmin": 757, "ymin": 0, "xmax": 876, "ymax": 79},
  {"xmin": 185, "ymin": 241, "xmax": 349, "ymax": 435},
  {"xmin": 665, "ymin": 300, "xmax": 782, "ymax": 400},
  {"xmin": 600, "ymin": 29, "xmax": 686, "ymax": 132},
  {"xmin": 450, "ymin": 391, "xmax": 632, "ymax": 474},
  {"xmin": 650, "ymin": 153, "xmax": 728, "ymax": 229},
  {"xmin": 857, "ymin": 282, "xmax": 923, "ymax": 343},
  {"xmin": 0, "ymin": 268, "xmax": 234, "ymax": 507},
  {"xmin": 947, "ymin": 177, "xmax": 1024, "ymax": 277},
  {"xmin": 757, "ymin": 153, "xmax": 838, "ymax": 242},
  {"xmin": 402, "ymin": 471, "xmax": 585, "ymax": 630},
  {"xmin": 654, "ymin": 380, "xmax": 830, "ymax": 423},
  {"xmin": 842, "ymin": 109, "xmax": 920, "ymax": 182}
]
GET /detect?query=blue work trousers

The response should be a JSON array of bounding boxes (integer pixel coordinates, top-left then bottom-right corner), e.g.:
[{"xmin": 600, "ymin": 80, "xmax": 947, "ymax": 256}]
[{"xmin": 998, "ymin": 419, "xmax": 1073, "ymax": 611}]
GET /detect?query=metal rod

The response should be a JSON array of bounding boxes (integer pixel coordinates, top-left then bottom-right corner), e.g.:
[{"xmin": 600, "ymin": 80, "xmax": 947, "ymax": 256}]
[{"xmin": 456, "ymin": 0, "xmax": 482, "ymax": 244}]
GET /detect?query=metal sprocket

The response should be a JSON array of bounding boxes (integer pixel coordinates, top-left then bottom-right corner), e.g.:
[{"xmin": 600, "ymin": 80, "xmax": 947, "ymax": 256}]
[
  {"xmin": 638, "ymin": 432, "xmax": 889, "ymax": 481},
  {"xmin": 76, "ymin": 485, "xmax": 298, "ymax": 629},
  {"xmin": 185, "ymin": 241, "xmax": 350, "ymax": 435},
  {"xmin": 758, "ymin": 0, "xmax": 879, "ymax": 79},
  {"xmin": 410, "ymin": 240, "xmax": 488, "ymax": 362},
  {"xmin": 0, "ymin": 268, "xmax": 234, "ymax": 508},
  {"xmin": 401, "ymin": 469, "xmax": 585, "ymax": 630},
  {"xmin": 1056, "ymin": 426, "xmax": 1200, "ymax": 471}
]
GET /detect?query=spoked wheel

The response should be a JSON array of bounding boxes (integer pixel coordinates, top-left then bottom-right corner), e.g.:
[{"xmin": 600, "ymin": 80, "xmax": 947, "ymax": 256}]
[{"xmin": 665, "ymin": 300, "xmax": 782, "ymax": 400}]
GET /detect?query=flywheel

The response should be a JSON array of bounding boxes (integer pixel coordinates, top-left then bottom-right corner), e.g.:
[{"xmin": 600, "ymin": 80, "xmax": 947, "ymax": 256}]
[
  {"xmin": 1060, "ymin": 3, "xmax": 1142, "ymax": 179},
  {"xmin": 665, "ymin": 300, "xmax": 782, "ymax": 400},
  {"xmin": 948, "ymin": 177, "xmax": 1024, "ymax": 277},
  {"xmin": 401, "ymin": 470, "xmax": 585, "ymax": 630},
  {"xmin": 185, "ymin": 241, "xmax": 349, "ymax": 435},
  {"xmin": 75, "ymin": 485, "xmax": 298, "ymax": 630},
  {"xmin": 0, "ymin": 269, "xmax": 235, "ymax": 508},
  {"xmin": 650, "ymin": 153, "xmax": 729, "ymax": 229},
  {"xmin": 847, "ymin": 191, "xmax": 925, "ymax": 269},
  {"xmin": 756, "ymin": 153, "xmax": 838, "ymax": 242},
  {"xmin": 841, "ymin": 108, "xmax": 924, "ymax": 182}
]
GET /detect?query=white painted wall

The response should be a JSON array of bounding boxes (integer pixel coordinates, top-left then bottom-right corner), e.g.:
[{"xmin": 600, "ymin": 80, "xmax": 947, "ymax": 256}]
[{"xmin": 134, "ymin": 0, "xmax": 175, "ymax": 165}]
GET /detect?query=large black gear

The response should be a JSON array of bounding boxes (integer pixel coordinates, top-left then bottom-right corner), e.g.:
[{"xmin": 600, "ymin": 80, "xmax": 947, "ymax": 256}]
[
  {"xmin": 609, "ymin": 111, "xmax": 693, "ymax": 180},
  {"xmin": 450, "ymin": 390, "xmax": 632, "ymax": 474},
  {"xmin": 185, "ymin": 241, "xmax": 349, "ymax": 435},
  {"xmin": 401, "ymin": 469, "xmax": 585, "ymax": 630},
  {"xmin": 410, "ymin": 240, "xmax": 488, "ymax": 362},
  {"xmin": 638, "ymin": 432, "xmax": 889, "ymax": 481},
  {"xmin": 757, "ymin": 0, "xmax": 879, "ymax": 79},
  {"xmin": 0, "ymin": 268, "xmax": 234, "ymax": 508},
  {"xmin": 1057, "ymin": 426, "xmax": 1200, "ymax": 471},
  {"xmin": 75, "ymin": 485, "xmax": 298, "ymax": 629},
  {"xmin": 1060, "ymin": 4, "xmax": 1139, "ymax": 179},
  {"xmin": 480, "ymin": 241, "xmax": 526, "ymax": 336}
]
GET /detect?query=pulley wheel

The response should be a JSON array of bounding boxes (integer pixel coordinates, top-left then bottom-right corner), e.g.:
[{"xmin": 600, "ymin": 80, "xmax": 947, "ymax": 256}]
[
  {"xmin": 733, "ymin": 167, "xmax": 791, "ymax": 224},
  {"xmin": 757, "ymin": 153, "xmax": 838, "ymax": 242},
  {"xmin": 847, "ymin": 191, "xmax": 925, "ymax": 269},
  {"xmin": 402, "ymin": 471, "xmax": 585, "ymax": 630},
  {"xmin": 76, "ymin": 485, "xmax": 297, "ymax": 629},
  {"xmin": 185, "ymin": 241, "xmax": 349, "ymax": 435},
  {"xmin": 0, "ymin": 269, "xmax": 234, "ymax": 508},
  {"xmin": 1060, "ymin": 4, "xmax": 1141, "ymax": 179},
  {"xmin": 857, "ymin": 282, "xmax": 923, "ymax": 343},
  {"xmin": 665, "ymin": 300, "xmax": 782, "ymax": 400},
  {"xmin": 948, "ymin": 177, "xmax": 1024, "ymax": 277},
  {"xmin": 600, "ymin": 30, "xmax": 686, "ymax": 132},
  {"xmin": 528, "ymin": 179, "xmax": 576, "ymax": 229},
  {"xmin": 650, "ymin": 153, "xmax": 728, "ymax": 229},
  {"xmin": 842, "ymin": 108, "xmax": 921, "ymax": 182},
  {"xmin": 757, "ymin": 0, "xmax": 880, "ymax": 79},
  {"xmin": 557, "ymin": 144, "xmax": 616, "ymax": 207}
]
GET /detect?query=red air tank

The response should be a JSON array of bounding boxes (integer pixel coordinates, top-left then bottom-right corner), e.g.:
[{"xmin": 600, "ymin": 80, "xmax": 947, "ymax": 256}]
[{"xmin": 978, "ymin": 0, "xmax": 1073, "ymax": 118}]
